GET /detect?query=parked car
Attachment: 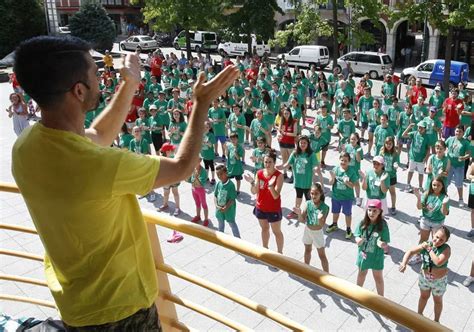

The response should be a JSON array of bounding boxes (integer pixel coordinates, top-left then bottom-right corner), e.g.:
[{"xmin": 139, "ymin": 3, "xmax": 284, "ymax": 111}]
[
  {"xmin": 58, "ymin": 26, "xmax": 71, "ymax": 34},
  {"xmin": 218, "ymin": 34, "xmax": 270, "ymax": 57},
  {"xmin": 276, "ymin": 45, "xmax": 330, "ymax": 69},
  {"xmin": 401, "ymin": 59, "xmax": 469, "ymax": 86},
  {"xmin": 337, "ymin": 51, "xmax": 392, "ymax": 79},
  {"xmin": 173, "ymin": 30, "xmax": 218, "ymax": 53},
  {"xmin": 153, "ymin": 32, "xmax": 173, "ymax": 47},
  {"xmin": 119, "ymin": 35, "xmax": 159, "ymax": 52}
]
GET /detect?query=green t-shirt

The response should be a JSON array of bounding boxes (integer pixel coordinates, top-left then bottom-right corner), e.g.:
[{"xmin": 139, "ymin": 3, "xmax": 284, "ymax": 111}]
[
  {"xmin": 226, "ymin": 143, "xmax": 244, "ymax": 176},
  {"xmin": 187, "ymin": 167, "xmax": 208, "ymax": 186},
  {"xmin": 338, "ymin": 119, "xmax": 356, "ymax": 144},
  {"xmin": 208, "ymin": 107, "xmax": 227, "ymax": 136},
  {"xmin": 368, "ymin": 108, "xmax": 383, "ymax": 128},
  {"xmin": 167, "ymin": 98, "xmax": 185, "ymax": 111},
  {"xmin": 288, "ymin": 152, "xmax": 319, "ymax": 189},
  {"xmin": 201, "ymin": 132, "xmax": 216, "ymax": 161},
  {"xmin": 374, "ymin": 125, "xmax": 394, "ymax": 154},
  {"xmin": 260, "ymin": 100, "xmax": 275, "ymax": 125},
  {"xmin": 387, "ymin": 105, "xmax": 402, "ymax": 131},
  {"xmin": 215, "ymin": 180, "xmax": 237, "ymax": 221},
  {"xmin": 279, "ymin": 82, "xmax": 292, "ymax": 102},
  {"xmin": 460, "ymin": 103, "xmax": 472, "ymax": 126},
  {"xmin": 381, "ymin": 152, "xmax": 400, "ymax": 179},
  {"xmin": 421, "ymin": 193, "xmax": 449, "ymax": 223},
  {"xmin": 135, "ymin": 117, "xmax": 152, "ymax": 144},
  {"xmin": 381, "ymin": 82, "xmax": 395, "ymax": 105},
  {"xmin": 252, "ymin": 147, "xmax": 266, "ymax": 172},
  {"xmin": 429, "ymin": 95, "xmax": 445, "ymax": 116},
  {"xmin": 169, "ymin": 122, "xmax": 187, "ymax": 145},
  {"xmin": 345, "ymin": 144, "xmax": 363, "ymax": 176},
  {"xmin": 422, "ymin": 116, "xmax": 441, "ymax": 146},
  {"xmin": 412, "ymin": 104, "xmax": 428, "ymax": 123},
  {"xmin": 316, "ymin": 114, "xmax": 334, "ymax": 142},
  {"xmin": 149, "ymin": 115, "xmax": 164, "ymax": 134},
  {"xmin": 425, "ymin": 154, "xmax": 449, "ymax": 189},
  {"xmin": 354, "ymin": 221, "xmax": 390, "ymax": 271},
  {"xmin": 358, "ymin": 96, "xmax": 374, "ymax": 123},
  {"xmin": 332, "ymin": 166, "xmax": 357, "ymax": 201},
  {"xmin": 147, "ymin": 83, "xmax": 162, "ymax": 96},
  {"xmin": 310, "ymin": 134, "xmax": 329, "ymax": 153},
  {"xmin": 446, "ymin": 136, "xmax": 470, "ymax": 168},
  {"xmin": 250, "ymin": 118, "xmax": 269, "ymax": 140},
  {"xmin": 129, "ymin": 138, "xmax": 150, "ymax": 154},
  {"xmin": 305, "ymin": 201, "xmax": 329, "ymax": 227},
  {"xmin": 119, "ymin": 133, "xmax": 133, "ymax": 150},
  {"xmin": 365, "ymin": 169, "xmax": 390, "ymax": 199},
  {"xmin": 397, "ymin": 111, "xmax": 414, "ymax": 138},
  {"xmin": 228, "ymin": 113, "xmax": 246, "ymax": 144},
  {"xmin": 409, "ymin": 131, "xmax": 429, "ymax": 162}
]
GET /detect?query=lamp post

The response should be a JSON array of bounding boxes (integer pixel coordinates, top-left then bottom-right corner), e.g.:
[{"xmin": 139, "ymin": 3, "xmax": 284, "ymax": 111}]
[{"xmin": 420, "ymin": 1, "xmax": 429, "ymax": 62}]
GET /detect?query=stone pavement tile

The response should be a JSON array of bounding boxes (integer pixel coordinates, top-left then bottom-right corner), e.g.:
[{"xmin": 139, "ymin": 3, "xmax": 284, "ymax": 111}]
[
  {"xmin": 0, "ymin": 280, "xmax": 25, "ymax": 297},
  {"xmin": 340, "ymin": 305, "xmax": 401, "ymax": 331},
  {"xmin": 253, "ymin": 316, "xmax": 287, "ymax": 331},
  {"xmin": 39, "ymin": 306, "xmax": 59, "ymax": 319},
  {"xmin": 220, "ymin": 273, "xmax": 263, "ymax": 299},
  {"xmin": 2, "ymin": 256, "xmax": 43, "ymax": 276},
  {"xmin": 302, "ymin": 313, "xmax": 342, "ymax": 331},
  {"xmin": 176, "ymin": 310, "xmax": 217, "ymax": 331},
  {"xmin": 14, "ymin": 305, "xmax": 50, "ymax": 321},
  {"xmin": 286, "ymin": 282, "xmax": 332, "ymax": 314},
  {"xmin": 250, "ymin": 286, "xmax": 287, "ymax": 312},
  {"xmin": 176, "ymin": 283, "xmax": 215, "ymax": 309},
  {"xmin": 435, "ymin": 300, "xmax": 472, "ymax": 331},
  {"xmin": 225, "ymin": 305, "xmax": 265, "ymax": 330},
  {"xmin": 199, "ymin": 293, "xmax": 240, "ymax": 318},
  {"xmin": 463, "ymin": 311, "xmax": 474, "ymax": 331}
]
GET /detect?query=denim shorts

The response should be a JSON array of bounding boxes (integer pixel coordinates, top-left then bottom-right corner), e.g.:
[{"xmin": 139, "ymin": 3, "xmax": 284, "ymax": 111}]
[
  {"xmin": 420, "ymin": 217, "xmax": 444, "ymax": 231},
  {"xmin": 331, "ymin": 198, "xmax": 353, "ymax": 216},
  {"xmin": 447, "ymin": 166, "xmax": 464, "ymax": 188},
  {"xmin": 215, "ymin": 135, "xmax": 227, "ymax": 144}
]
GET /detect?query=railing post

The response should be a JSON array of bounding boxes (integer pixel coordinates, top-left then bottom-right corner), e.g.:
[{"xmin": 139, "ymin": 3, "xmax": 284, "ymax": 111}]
[{"xmin": 146, "ymin": 223, "xmax": 182, "ymax": 331}]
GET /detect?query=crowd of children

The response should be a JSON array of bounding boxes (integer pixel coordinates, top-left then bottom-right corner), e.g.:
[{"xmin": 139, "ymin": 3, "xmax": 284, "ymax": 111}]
[{"xmin": 8, "ymin": 48, "xmax": 473, "ymax": 324}]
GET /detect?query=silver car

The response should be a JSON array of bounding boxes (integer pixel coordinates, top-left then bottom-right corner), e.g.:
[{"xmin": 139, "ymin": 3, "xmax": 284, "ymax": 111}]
[{"xmin": 119, "ymin": 35, "xmax": 159, "ymax": 52}]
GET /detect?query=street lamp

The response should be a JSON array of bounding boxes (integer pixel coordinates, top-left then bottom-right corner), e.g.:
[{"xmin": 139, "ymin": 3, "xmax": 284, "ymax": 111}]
[{"xmin": 419, "ymin": 0, "xmax": 429, "ymax": 62}]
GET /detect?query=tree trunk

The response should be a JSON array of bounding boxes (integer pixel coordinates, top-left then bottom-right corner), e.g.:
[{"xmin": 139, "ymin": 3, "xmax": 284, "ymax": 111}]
[
  {"xmin": 442, "ymin": 25, "xmax": 453, "ymax": 92},
  {"xmin": 332, "ymin": 0, "xmax": 339, "ymax": 69},
  {"xmin": 185, "ymin": 29, "xmax": 192, "ymax": 60},
  {"xmin": 247, "ymin": 32, "xmax": 252, "ymax": 56}
]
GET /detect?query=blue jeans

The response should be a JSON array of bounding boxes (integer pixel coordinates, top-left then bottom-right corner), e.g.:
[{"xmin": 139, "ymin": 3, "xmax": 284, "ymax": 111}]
[{"xmin": 217, "ymin": 217, "xmax": 241, "ymax": 238}]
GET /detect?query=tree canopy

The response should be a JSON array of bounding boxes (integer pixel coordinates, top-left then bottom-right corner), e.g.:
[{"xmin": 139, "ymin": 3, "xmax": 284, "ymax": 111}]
[
  {"xmin": 69, "ymin": 1, "xmax": 116, "ymax": 52},
  {"xmin": 0, "ymin": 0, "xmax": 45, "ymax": 58}
]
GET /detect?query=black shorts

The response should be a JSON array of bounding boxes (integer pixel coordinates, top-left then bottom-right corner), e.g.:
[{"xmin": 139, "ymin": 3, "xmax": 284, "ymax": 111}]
[
  {"xmin": 390, "ymin": 176, "xmax": 397, "ymax": 186},
  {"xmin": 295, "ymin": 187, "xmax": 310, "ymax": 200},
  {"xmin": 361, "ymin": 122, "xmax": 368, "ymax": 129},
  {"xmin": 469, "ymin": 194, "xmax": 474, "ymax": 209},
  {"xmin": 203, "ymin": 159, "xmax": 215, "ymax": 171},
  {"xmin": 229, "ymin": 175, "xmax": 243, "ymax": 181},
  {"xmin": 321, "ymin": 143, "xmax": 329, "ymax": 152},
  {"xmin": 279, "ymin": 142, "xmax": 295, "ymax": 149},
  {"xmin": 244, "ymin": 113, "xmax": 254, "ymax": 127},
  {"xmin": 151, "ymin": 132, "xmax": 164, "ymax": 152},
  {"xmin": 64, "ymin": 304, "xmax": 161, "ymax": 331},
  {"xmin": 253, "ymin": 207, "xmax": 282, "ymax": 223}
]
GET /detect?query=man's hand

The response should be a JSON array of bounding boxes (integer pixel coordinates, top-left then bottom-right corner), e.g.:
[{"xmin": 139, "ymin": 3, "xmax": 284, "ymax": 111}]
[
  {"xmin": 119, "ymin": 53, "xmax": 141, "ymax": 85},
  {"xmin": 193, "ymin": 65, "xmax": 240, "ymax": 104}
]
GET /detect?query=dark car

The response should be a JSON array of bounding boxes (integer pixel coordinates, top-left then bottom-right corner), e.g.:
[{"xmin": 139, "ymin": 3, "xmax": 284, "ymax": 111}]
[{"xmin": 153, "ymin": 32, "xmax": 173, "ymax": 47}]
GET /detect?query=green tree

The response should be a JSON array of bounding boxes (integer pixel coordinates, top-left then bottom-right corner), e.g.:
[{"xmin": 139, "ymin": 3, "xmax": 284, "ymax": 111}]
[
  {"xmin": 141, "ymin": 0, "xmax": 223, "ymax": 59},
  {"xmin": 225, "ymin": 0, "xmax": 284, "ymax": 54},
  {"xmin": 271, "ymin": 0, "xmax": 387, "ymax": 69},
  {"xmin": 69, "ymin": 1, "xmax": 116, "ymax": 52},
  {"xmin": 391, "ymin": 0, "xmax": 474, "ymax": 90},
  {"xmin": 0, "ymin": 0, "xmax": 45, "ymax": 58}
]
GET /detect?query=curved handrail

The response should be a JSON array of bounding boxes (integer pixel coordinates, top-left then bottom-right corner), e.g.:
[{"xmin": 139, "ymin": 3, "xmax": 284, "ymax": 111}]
[{"xmin": 0, "ymin": 182, "xmax": 449, "ymax": 331}]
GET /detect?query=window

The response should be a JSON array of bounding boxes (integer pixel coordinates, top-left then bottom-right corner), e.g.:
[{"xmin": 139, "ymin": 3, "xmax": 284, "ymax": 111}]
[
  {"xmin": 203, "ymin": 33, "xmax": 216, "ymax": 41},
  {"xmin": 320, "ymin": 49, "xmax": 324, "ymax": 56},
  {"xmin": 382, "ymin": 55, "xmax": 392, "ymax": 65},
  {"xmin": 133, "ymin": 37, "xmax": 139, "ymax": 43},
  {"xmin": 289, "ymin": 48, "xmax": 300, "ymax": 56},
  {"xmin": 421, "ymin": 63, "xmax": 434, "ymax": 72},
  {"xmin": 344, "ymin": 53, "xmax": 356, "ymax": 61},
  {"xmin": 358, "ymin": 54, "xmax": 381, "ymax": 64}
]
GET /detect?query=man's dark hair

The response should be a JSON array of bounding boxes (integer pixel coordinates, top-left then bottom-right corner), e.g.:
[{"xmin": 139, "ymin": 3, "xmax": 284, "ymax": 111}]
[{"xmin": 14, "ymin": 36, "xmax": 92, "ymax": 108}]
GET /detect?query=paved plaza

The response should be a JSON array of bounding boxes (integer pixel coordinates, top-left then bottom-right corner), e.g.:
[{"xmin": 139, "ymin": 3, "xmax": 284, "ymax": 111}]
[{"xmin": 0, "ymin": 75, "xmax": 472, "ymax": 331}]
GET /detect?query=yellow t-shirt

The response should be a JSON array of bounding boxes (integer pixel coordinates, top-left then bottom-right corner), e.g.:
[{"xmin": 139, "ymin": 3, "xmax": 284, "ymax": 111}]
[
  {"xmin": 103, "ymin": 54, "xmax": 114, "ymax": 68},
  {"xmin": 12, "ymin": 123, "xmax": 160, "ymax": 326}
]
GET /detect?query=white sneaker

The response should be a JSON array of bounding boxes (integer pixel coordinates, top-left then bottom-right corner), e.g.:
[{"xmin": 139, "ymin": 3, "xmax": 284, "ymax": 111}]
[
  {"xmin": 459, "ymin": 200, "xmax": 465, "ymax": 208},
  {"xmin": 356, "ymin": 197, "xmax": 362, "ymax": 206},
  {"xmin": 462, "ymin": 276, "xmax": 473, "ymax": 287}
]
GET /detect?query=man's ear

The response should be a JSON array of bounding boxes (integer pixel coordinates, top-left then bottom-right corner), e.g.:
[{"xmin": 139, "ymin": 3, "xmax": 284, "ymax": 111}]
[{"xmin": 71, "ymin": 82, "xmax": 87, "ymax": 103}]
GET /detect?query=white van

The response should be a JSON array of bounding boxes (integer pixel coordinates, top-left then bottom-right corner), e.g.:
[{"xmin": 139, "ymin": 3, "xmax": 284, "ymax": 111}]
[
  {"xmin": 218, "ymin": 34, "xmax": 270, "ymax": 57},
  {"xmin": 277, "ymin": 45, "xmax": 330, "ymax": 69},
  {"xmin": 173, "ymin": 30, "xmax": 218, "ymax": 53},
  {"xmin": 337, "ymin": 51, "xmax": 393, "ymax": 79}
]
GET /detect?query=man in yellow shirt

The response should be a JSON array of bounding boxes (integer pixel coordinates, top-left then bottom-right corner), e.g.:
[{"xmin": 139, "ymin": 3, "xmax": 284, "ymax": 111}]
[
  {"xmin": 103, "ymin": 49, "xmax": 114, "ymax": 70},
  {"xmin": 12, "ymin": 36, "xmax": 239, "ymax": 330}
]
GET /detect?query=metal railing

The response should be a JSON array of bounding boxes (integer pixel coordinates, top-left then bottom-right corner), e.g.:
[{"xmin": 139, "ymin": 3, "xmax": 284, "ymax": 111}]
[{"xmin": 0, "ymin": 182, "xmax": 450, "ymax": 331}]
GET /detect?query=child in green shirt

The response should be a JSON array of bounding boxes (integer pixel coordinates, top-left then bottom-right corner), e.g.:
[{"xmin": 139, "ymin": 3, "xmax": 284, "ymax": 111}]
[
  {"xmin": 225, "ymin": 133, "xmax": 244, "ymax": 193},
  {"xmin": 214, "ymin": 165, "xmax": 241, "ymax": 238},
  {"xmin": 355, "ymin": 199, "xmax": 390, "ymax": 296},
  {"xmin": 188, "ymin": 159, "xmax": 210, "ymax": 227}
]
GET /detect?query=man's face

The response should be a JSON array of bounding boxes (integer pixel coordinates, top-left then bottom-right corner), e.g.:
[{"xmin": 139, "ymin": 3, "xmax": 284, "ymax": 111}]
[{"xmin": 84, "ymin": 55, "xmax": 101, "ymax": 112}]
